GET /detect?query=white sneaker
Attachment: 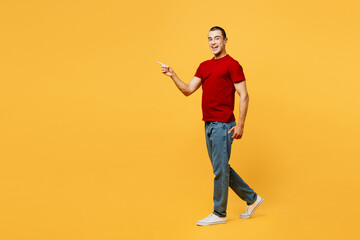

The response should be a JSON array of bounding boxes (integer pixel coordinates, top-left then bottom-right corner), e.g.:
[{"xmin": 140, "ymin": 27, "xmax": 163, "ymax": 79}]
[
  {"xmin": 196, "ymin": 213, "xmax": 226, "ymax": 226},
  {"xmin": 240, "ymin": 195, "xmax": 264, "ymax": 219}
]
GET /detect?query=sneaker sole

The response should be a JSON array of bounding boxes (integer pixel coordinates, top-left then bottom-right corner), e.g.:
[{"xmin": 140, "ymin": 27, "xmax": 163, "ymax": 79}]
[
  {"xmin": 196, "ymin": 221, "xmax": 226, "ymax": 226},
  {"xmin": 240, "ymin": 197, "xmax": 264, "ymax": 219}
]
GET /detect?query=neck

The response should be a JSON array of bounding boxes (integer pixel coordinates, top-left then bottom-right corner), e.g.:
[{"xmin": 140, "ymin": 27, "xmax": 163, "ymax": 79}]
[{"xmin": 213, "ymin": 50, "xmax": 227, "ymax": 59}]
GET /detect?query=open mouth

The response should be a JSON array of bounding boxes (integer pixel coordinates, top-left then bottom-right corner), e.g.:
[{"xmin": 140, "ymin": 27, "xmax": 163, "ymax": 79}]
[{"xmin": 212, "ymin": 46, "xmax": 218, "ymax": 50}]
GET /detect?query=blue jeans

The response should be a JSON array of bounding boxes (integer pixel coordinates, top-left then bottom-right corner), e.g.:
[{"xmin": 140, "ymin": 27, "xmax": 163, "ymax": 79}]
[{"xmin": 205, "ymin": 121, "xmax": 257, "ymax": 217}]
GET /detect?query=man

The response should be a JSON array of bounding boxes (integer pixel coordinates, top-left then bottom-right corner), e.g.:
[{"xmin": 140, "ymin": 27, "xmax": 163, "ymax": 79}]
[{"xmin": 157, "ymin": 26, "xmax": 263, "ymax": 226}]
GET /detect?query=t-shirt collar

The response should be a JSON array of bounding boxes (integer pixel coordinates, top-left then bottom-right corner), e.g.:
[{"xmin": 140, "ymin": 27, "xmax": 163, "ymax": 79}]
[{"xmin": 212, "ymin": 54, "xmax": 229, "ymax": 61}]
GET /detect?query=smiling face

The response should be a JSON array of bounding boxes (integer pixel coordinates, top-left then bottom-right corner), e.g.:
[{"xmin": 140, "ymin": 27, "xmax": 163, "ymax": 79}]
[{"xmin": 208, "ymin": 30, "xmax": 228, "ymax": 56}]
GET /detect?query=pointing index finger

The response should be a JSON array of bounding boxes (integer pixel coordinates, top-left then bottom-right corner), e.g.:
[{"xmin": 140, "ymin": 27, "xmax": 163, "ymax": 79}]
[{"xmin": 157, "ymin": 61, "xmax": 168, "ymax": 67}]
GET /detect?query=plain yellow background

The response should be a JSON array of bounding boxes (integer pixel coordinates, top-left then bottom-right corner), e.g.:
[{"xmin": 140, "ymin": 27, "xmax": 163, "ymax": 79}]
[{"xmin": 1, "ymin": 0, "xmax": 359, "ymax": 239}]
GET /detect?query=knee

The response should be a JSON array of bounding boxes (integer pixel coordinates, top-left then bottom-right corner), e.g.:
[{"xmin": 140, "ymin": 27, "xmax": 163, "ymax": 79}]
[{"xmin": 213, "ymin": 164, "xmax": 230, "ymax": 179}]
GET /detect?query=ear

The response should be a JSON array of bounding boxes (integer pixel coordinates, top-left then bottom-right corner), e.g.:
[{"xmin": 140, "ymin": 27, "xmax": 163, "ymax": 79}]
[{"xmin": 224, "ymin": 37, "xmax": 228, "ymax": 44}]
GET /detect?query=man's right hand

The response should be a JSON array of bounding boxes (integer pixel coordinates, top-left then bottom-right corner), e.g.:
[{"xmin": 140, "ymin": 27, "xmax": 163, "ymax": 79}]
[{"xmin": 157, "ymin": 61, "xmax": 174, "ymax": 77}]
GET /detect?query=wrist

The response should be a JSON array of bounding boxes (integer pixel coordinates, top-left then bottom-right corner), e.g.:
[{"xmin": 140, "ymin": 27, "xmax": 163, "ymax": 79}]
[
  {"xmin": 170, "ymin": 71, "xmax": 177, "ymax": 78},
  {"xmin": 237, "ymin": 123, "xmax": 244, "ymax": 128}
]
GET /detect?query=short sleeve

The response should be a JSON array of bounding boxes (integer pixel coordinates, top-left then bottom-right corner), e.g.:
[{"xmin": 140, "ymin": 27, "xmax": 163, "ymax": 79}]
[
  {"xmin": 229, "ymin": 61, "xmax": 246, "ymax": 83},
  {"xmin": 194, "ymin": 63, "xmax": 203, "ymax": 79}
]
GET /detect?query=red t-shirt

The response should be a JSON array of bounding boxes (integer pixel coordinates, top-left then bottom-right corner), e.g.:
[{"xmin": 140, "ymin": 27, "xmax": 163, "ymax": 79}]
[{"xmin": 194, "ymin": 54, "xmax": 246, "ymax": 123}]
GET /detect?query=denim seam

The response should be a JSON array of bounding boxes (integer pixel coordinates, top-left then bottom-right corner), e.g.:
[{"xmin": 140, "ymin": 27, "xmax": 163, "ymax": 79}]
[{"xmin": 220, "ymin": 124, "xmax": 227, "ymax": 215}]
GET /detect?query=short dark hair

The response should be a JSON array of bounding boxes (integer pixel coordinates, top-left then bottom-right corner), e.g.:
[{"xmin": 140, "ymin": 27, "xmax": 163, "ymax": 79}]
[{"xmin": 209, "ymin": 26, "xmax": 226, "ymax": 39}]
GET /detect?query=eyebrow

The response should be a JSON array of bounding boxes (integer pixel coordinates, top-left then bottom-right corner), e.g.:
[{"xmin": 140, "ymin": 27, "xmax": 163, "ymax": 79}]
[{"xmin": 208, "ymin": 36, "xmax": 221, "ymax": 39}]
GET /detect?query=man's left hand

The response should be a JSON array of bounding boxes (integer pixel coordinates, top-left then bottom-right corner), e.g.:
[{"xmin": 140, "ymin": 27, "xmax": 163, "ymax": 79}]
[{"xmin": 228, "ymin": 125, "xmax": 244, "ymax": 139}]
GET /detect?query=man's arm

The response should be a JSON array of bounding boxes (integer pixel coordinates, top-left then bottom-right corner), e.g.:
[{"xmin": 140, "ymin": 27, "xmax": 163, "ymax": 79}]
[
  {"xmin": 228, "ymin": 80, "xmax": 249, "ymax": 139},
  {"xmin": 157, "ymin": 61, "xmax": 202, "ymax": 96}
]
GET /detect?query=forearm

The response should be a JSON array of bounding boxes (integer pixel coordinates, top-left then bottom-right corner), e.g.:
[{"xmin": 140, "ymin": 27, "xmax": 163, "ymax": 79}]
[
  {"xmin": 237, "ymin": 95, "xmax": 249, "ymax": 127},
  {"xmin": 170, "ymin": 72, "xmax": 190, "ymax": 96}
]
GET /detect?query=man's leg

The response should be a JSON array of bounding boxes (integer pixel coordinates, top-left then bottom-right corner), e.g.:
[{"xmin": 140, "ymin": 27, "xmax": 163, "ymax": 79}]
[
  {"xmin": 229, "ymin": 166, "xmax": 257, "ymax": 205},
  {"xmin": 196, "ymin": 121, "xmax": 228, "ymax": 226},
  {"xmin": 204, "ymin": 121, "xmax": 236, "ymax": 217}
]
